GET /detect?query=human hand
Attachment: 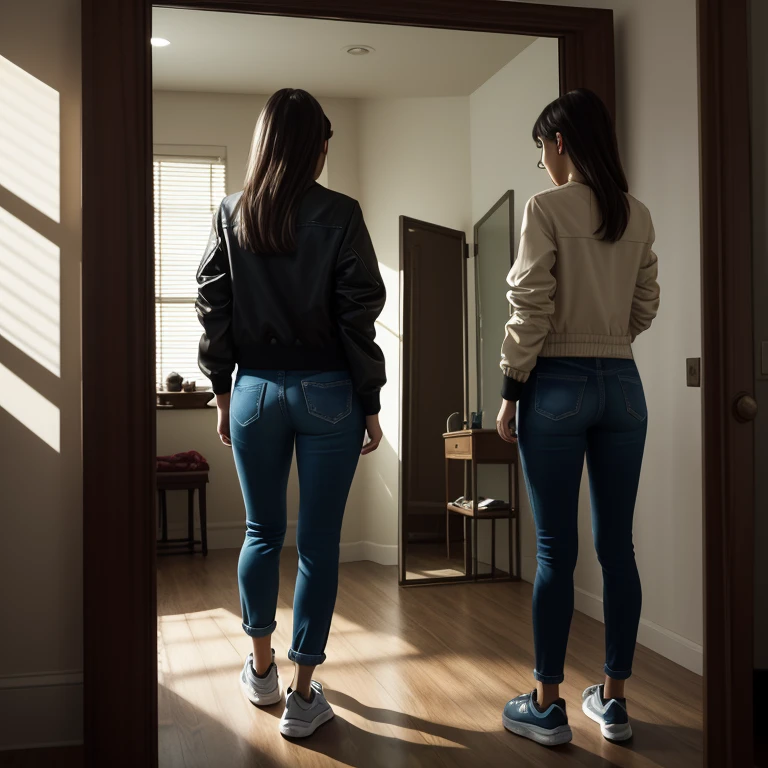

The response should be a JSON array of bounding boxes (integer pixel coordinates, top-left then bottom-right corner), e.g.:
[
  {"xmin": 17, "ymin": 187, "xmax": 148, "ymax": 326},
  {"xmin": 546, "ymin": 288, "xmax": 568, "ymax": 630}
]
[
  {"xmin": 496, "ymin": 399, "xmax": 517, "ymax": 443},
  {"xmin": 362, "ymin": 414, "xmax": 382, "ymax": 455},
  {"xmin": 216, "ymin": 393, "xmax": 232, "ymax": 447}
]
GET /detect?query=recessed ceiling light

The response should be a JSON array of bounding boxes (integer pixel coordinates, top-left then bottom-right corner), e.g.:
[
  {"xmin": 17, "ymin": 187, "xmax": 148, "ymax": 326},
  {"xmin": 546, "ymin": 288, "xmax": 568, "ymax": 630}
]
[
  {"xmin": 151, "ymin": 38, "xmax": 171, "ymax": 47},
  {"xmin": 344, "ymin": 45, "xmax": 374, "ymax": 56}
]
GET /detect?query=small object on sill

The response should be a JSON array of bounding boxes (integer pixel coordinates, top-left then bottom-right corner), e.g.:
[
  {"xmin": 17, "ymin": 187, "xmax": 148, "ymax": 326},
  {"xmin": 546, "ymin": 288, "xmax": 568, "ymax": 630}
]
[
  {"xmin": 156, "ymin": 390, "xmax": 214, "ymax": 409},
  {"xmin": 165, "ymin": 371, "xmax": 183, "ymax": 392}
]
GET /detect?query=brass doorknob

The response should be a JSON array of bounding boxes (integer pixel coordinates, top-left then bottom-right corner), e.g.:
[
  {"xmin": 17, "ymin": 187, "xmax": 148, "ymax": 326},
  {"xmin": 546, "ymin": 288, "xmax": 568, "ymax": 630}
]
[{"xmin": 734, "ymin": 393, "xmax": 758, "ymax": 422}]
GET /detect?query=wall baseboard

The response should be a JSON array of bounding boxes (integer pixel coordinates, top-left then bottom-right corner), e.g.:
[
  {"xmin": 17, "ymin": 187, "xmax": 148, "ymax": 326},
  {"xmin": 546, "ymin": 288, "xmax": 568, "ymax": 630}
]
[
  {"xmin": 574, "ymin": 586, "xmax": 703, "ymax": 675},
  {"xmin": 165, "ymin": 520, "xmax": 398, "ymax": 565},
  {"xmin": 521, "ymin": 555, "xmax": 537, "ymax": 584},
  {"xmin": 0, "ymin": 672, "xmax": 83, "ymax": 750},
  {"xmin": 339, "ymin": 540, "xmax": 398, "ymax": 566}
]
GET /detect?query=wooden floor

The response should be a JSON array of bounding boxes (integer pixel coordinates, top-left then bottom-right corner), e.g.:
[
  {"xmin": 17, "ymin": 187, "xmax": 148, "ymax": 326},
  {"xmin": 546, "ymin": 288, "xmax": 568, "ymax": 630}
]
[
  {"xmin": 157, "ymin": 549, "xmax": 703, "ymax": 768},
  {"xmin": 405, "ymin": 543, "xmax": 510, "ymax": 581}
]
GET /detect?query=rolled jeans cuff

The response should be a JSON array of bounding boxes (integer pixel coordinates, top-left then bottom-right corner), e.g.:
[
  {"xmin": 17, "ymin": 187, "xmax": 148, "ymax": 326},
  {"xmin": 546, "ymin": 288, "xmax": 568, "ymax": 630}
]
[
  {"xmin": 242, "ymin": 620, "xmax": 276, "ymax": 638},
  {"xmin": 533, "ymin": 668, "xmax": 564, "ymax": 685},
  {"xmin": 288, "ymin": 648, "xmax": 327, "ymax": 666},
  {"xmin": 604, "ymin": 664, "xmax": 632, "ymax": 680}
]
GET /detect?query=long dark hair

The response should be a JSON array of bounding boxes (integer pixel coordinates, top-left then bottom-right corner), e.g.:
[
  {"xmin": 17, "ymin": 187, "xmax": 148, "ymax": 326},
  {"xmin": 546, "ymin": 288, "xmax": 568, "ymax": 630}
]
[
  {"xmin": 237, "ymin": 88, "xmax": 332, "ymax": 253},
  {"xmin": 532, "ymin": 89, "xmax": 629, "ymax": 242}
]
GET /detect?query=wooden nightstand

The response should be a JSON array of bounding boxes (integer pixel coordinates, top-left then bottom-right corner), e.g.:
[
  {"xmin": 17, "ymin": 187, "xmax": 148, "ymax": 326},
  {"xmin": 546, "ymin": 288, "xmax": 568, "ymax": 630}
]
[{"xmin": 443, "ymin": 429, "xmax": 520, "ymax": 581}]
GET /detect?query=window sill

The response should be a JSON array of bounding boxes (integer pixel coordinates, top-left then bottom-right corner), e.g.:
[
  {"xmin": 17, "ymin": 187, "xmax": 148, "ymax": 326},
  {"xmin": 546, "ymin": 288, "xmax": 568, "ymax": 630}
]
[
  {"xmin": 156, "ymin": 403, "xmax": 215, "ymax": 411},
  {"xmin": 156, "ymin": 391, "xmax": 214, "ymax": 410}
]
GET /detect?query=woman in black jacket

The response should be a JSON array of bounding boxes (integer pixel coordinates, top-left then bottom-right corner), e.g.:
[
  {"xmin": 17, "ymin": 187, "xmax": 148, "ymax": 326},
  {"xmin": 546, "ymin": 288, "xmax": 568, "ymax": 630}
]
[{"xmin": 196, "ymin": 89, "xmax": 386, "ymax": 738}]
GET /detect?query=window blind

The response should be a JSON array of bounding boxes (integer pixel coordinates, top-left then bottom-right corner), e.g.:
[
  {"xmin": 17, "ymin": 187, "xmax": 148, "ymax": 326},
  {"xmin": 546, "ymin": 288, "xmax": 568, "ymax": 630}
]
[{"xmin": 154, "ymin": 156, "xmax": 226, "ymax": 390}]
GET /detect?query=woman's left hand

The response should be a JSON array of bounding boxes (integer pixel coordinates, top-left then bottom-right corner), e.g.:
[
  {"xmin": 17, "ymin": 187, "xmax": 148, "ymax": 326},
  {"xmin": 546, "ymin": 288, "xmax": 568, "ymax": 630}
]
[
  {"xmin": 216, "ymin": 393, "xmax": 232, "ymax": 447},
  {"xmin": 496, "ymin": 399, "xmax": 517, "ymax": 443}
]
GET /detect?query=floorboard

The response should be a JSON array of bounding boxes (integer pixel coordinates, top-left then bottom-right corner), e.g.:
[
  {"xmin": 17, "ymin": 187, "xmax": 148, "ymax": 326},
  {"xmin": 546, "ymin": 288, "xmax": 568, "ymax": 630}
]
[{"xmin": 156, "ymin": 549, "xmax": 703, "ymax": 768}]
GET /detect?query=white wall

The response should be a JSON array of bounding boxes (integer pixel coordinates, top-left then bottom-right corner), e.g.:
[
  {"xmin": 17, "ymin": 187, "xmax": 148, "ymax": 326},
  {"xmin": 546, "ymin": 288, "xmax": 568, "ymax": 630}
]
[
  {"xmin": 494, "ymin": 0, "xmax": 703, "ymax": 675},
  {"xmin": 153, "ymin": 91, "xmax": 366, "ymax": 552},
  {"xmin": 0, "ymin": 0, "xmax": 83, "ymax": 749},
  {"xmin": 469, "ymin": 36, "xmax": 560, "ymax": 580},
  {"xmin": 153, "ymin": 90, "xmax": 360, "ymax": 198},
  {"xmin": 356, "ymin": 96, "xmax": 473, "ymax": 555}
]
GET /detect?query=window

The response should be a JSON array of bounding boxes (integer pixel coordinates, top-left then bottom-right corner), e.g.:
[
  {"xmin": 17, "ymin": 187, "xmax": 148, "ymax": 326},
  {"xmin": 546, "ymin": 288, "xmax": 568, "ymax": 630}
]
[{"xmin": 154, "ymin": 155, "xmax": 226, "ymax": 390}]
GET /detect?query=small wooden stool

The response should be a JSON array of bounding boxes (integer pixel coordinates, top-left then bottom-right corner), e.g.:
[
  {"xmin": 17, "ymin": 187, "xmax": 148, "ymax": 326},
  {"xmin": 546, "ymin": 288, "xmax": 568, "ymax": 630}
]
[{"xmin": 156, "ymin": 470, "xmax": 209, "ymax": 556}]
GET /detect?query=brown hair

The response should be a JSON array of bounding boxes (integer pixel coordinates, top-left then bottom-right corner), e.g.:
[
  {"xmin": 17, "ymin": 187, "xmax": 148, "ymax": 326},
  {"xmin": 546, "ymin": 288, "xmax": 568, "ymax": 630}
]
[{"xmin": 236, "ymin": 88, "xmax": 332, "ymax": 253}]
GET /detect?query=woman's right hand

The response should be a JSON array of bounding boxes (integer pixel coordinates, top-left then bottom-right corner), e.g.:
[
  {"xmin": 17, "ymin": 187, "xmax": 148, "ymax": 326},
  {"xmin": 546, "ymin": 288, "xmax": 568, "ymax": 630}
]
[
  {"xmin": 362, "ymin": 414, "xmax": 383, "ymax": 455},
  {"xmin": 496, "ymin": 398, "xmax": 518, "ymax": 444}
]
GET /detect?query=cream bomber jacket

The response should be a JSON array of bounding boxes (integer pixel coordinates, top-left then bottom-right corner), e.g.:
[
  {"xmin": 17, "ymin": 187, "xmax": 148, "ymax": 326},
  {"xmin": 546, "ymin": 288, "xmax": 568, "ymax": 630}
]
[{"xmin": 500, "ymin": 181, "xmax": 660, "ymax": 402}]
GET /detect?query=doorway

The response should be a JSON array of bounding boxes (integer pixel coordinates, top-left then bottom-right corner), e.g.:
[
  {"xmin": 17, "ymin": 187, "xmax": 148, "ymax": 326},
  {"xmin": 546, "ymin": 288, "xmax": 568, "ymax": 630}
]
[{"xmin": 78, "ymin": 1, "xmax": 730, "ymax": 766}]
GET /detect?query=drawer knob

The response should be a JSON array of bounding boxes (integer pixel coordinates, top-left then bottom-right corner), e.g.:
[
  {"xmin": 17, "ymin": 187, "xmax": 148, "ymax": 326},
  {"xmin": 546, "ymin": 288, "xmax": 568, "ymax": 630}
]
[{"xmin": 455, "ymin": 443, "xmax": 459, "ymax": 449}]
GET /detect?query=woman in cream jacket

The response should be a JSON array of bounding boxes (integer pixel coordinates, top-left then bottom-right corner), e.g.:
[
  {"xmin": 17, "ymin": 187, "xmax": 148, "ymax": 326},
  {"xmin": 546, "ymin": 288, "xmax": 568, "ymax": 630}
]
[{"xmin": 497, "ymin": 89, "xmax": 660, "ymax": 748}]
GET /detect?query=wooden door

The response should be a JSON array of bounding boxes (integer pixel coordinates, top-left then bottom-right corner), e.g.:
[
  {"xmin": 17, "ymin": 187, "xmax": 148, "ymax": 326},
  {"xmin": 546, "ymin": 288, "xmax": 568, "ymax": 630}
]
[
  {"xmin": 698, "ymin": 0, "xmax": 755, "ymax": 765},
  {"xmin": 400, "ymin": 217, "xmax": 467, "ymax": 579}
]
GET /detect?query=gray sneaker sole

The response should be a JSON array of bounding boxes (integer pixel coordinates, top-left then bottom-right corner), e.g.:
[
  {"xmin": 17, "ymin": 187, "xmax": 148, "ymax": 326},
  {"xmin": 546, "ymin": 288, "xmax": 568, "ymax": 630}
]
[
  {"xmin": 280, "ymin": 706, "xmax": 334, "ymax": 738},
  {"xmin": 582, "ymin": 699, "xmax": 633, "ymax": 742},
  {"xmin": 502, "ymin": 714, "xmax": 573, "ymax": 746}
]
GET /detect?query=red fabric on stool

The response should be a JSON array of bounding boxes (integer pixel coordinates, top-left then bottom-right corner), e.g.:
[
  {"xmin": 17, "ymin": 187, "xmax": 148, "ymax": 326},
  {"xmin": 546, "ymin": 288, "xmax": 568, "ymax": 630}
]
[{"xmin": 156, "ymin": 450, "xmax": 210, "ymax": 472}]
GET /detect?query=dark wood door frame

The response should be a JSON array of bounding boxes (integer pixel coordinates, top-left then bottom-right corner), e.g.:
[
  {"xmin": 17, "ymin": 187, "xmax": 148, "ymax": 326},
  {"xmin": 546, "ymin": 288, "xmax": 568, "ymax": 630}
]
[
  {"xmin": 697, "ymin": 0, "xmax": 754, "ymax": 766},
  {"xmin": 81, "ymin": 1, "xmax": 617, "ymax": 765}
]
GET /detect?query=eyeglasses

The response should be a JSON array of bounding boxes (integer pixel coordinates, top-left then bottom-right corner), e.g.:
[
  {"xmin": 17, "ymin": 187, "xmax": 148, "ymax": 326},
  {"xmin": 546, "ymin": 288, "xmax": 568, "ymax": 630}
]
[{"xmin": 536, "ymin": 142, "xmax": 546, "ymax": 170}]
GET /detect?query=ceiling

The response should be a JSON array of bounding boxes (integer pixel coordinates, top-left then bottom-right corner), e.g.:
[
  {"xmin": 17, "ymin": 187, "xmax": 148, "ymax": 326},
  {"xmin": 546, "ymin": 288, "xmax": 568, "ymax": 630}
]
[{"xmin": 151, "ymin": 9, "xmax": 537, "ymax": 98}]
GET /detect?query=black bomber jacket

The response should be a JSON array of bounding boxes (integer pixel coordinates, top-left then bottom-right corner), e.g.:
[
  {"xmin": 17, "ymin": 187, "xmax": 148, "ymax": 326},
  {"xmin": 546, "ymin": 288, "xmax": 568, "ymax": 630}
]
[{"xmin": 195, "ymin": 183, "xmax": 386, "ymax": 415}]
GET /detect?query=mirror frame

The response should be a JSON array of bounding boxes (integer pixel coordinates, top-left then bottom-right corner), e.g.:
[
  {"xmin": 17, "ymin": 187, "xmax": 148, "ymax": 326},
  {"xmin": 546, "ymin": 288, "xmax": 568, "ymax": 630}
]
[
  {"xmin": 81, "ymin": 1, "xmax": 617, "ymax": 763},
  {"xmin": 473, "ymin": 190, "xmax": 515, "ymax": 422}
]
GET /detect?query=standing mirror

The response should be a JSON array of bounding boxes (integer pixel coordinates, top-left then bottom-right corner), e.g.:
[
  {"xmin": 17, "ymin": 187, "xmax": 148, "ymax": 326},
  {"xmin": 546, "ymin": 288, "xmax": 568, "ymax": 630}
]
[{"xmin": 474, "ymin": 191, "xmax": 514, "ymax": 427}]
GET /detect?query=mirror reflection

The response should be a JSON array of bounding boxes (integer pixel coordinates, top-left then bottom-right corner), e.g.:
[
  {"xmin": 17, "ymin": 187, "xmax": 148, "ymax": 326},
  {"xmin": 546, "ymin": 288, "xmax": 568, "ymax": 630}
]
[{"xmin": 150, "ymin": 9, "xmax": 695, "ymax": 767}]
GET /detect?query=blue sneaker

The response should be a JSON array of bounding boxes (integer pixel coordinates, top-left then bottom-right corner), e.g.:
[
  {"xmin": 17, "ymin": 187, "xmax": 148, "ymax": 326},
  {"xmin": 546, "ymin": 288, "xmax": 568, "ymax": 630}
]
[
  {"xmin": 502, "ymin": 691, "xmax": 572, "ymax": 746},
  {"xmin": 582, "ymin": 684, "xmax": 632, "ymax": 742}
]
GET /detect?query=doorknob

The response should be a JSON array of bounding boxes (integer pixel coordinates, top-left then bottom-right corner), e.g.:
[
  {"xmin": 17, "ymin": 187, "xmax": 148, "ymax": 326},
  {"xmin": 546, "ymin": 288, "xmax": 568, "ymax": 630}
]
[{"xmin": 734, "ymin": 393, "xmax": 758, "ymax": 422}]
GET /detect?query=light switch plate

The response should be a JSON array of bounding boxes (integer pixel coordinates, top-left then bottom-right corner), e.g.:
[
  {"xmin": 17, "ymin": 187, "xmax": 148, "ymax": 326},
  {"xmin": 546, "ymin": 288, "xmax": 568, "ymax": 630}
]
[{"xmin": 686, "ymin": 357, "xmax": 701, "ymax": 387}]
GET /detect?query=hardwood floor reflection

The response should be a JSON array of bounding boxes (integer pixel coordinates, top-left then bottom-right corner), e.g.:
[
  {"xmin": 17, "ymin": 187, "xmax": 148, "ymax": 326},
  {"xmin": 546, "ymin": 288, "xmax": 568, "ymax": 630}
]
[{"xmin": 158, "ymin": 549, "xmax": 703, "ymax": 768}]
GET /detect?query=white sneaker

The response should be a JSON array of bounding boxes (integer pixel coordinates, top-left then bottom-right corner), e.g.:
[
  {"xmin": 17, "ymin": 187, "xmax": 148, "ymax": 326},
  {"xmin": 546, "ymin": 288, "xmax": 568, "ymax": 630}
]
[
  {"xmin": 240, "ymin": 651, "xmax": 282, "ymax": 706},
  {"xmin": 582, "ymin": 684, "xmax": 633, "ymax": 742},
  {"xmin": 279, "ymin": 680, "xmax": 334, "ymax": 738}
]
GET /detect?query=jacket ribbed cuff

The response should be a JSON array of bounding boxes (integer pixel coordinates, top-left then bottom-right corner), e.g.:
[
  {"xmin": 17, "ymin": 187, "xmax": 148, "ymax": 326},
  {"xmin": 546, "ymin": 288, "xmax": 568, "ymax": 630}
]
[
  {"xmin": 360, "ymin": 391, "xmax": 381, "ymax": 416},
  {"xmin": 210, "ymin": 373, "xmax": 233, "ymax": 395},
  {"xmin": 501, "ymin": 375, "xmax": 524, "ymax": 403}
]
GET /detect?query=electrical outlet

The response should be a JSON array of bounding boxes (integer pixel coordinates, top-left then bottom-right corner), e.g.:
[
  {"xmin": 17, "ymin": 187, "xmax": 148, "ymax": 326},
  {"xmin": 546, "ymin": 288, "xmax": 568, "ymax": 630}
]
[{"xmin": 686, "ymin": 357, "xmax": 701, "ymax": 387}]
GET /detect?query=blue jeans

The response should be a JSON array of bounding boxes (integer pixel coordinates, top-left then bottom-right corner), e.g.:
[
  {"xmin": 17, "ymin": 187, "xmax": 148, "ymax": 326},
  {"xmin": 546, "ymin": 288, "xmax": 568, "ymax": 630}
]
[
  {"xmin": 517, "ymin": 357, "xmax": 647, "ymax": 684},
  {"xmin": 231, "ymin": 369, "xmax": 365, "ymax": 666}
]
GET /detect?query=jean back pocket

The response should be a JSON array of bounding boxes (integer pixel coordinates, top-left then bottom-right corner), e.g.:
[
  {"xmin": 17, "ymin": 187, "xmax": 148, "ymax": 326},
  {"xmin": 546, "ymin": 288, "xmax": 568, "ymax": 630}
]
[
  {"xmin": 534, "ymin": 374, "xmax": 588, "ymax": 421},
  {"xmin": 302, "ymin": 379, "xmax": 353, "ymax": 424},
  {"xmin": 618, "ymin": 375, "xmax": 647, "ymax": 421},
  {"xmin": 231, "ymin": 382, "xmax": 266, "ymax": 427}
]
